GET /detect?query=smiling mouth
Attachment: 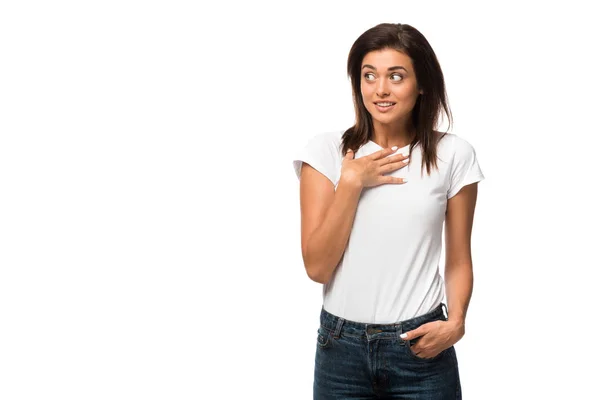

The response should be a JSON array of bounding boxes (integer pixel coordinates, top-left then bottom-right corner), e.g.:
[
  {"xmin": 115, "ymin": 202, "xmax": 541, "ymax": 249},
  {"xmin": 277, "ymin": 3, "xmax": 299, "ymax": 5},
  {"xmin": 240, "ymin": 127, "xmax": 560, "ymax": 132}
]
[{"xmin": 374, "ymin": 102, "xmax": 396, "ymax": 112}]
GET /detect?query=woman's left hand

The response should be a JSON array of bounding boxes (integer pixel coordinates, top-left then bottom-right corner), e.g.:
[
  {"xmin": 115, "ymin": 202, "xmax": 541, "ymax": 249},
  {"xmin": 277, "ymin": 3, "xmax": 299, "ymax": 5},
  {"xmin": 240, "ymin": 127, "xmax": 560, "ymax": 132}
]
[{"xmin": 400, "ymin": 320, "xmax": 465, "ymax": 359}]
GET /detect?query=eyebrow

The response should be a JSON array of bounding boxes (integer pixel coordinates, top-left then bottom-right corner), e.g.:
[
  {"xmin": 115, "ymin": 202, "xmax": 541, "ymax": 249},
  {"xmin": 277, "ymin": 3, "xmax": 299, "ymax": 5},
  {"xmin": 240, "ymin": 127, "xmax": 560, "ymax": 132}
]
[{"xmin": 361, "ymin": 64, "xmax": 407, "ymax": 72}]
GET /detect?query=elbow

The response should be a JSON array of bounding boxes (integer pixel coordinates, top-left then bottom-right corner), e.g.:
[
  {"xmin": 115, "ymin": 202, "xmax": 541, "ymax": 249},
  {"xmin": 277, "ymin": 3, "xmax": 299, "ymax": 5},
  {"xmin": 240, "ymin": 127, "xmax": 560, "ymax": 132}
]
[
  {"xmin": 304, "ymin": 259, "xmax": 331, "ymax": 284},
  {"xmin": 302, "ymin": 240, "xmax": 332, "ymax": 284},
  {"xmin": 307, "ymin": 266, "xmax": 329, "ymax": 284}
]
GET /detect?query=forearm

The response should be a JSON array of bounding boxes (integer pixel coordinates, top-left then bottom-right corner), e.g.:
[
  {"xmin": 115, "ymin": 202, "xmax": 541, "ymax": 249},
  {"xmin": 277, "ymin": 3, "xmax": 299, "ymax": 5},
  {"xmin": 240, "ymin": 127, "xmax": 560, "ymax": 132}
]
[
  {"xmin": 305, "ymin": 178, "xmax": 363, "ymax": 284},
  {"xmin": 444, "ymin": 263, "xmax": 473, "ymax": 327}
]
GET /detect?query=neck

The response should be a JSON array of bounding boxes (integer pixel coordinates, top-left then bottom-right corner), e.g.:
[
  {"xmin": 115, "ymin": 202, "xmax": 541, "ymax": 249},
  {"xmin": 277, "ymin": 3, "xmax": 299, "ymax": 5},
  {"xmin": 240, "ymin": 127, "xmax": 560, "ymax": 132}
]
[{"xmin": 371, "ymin": 120, "xmax": 416, "ymax": 149}]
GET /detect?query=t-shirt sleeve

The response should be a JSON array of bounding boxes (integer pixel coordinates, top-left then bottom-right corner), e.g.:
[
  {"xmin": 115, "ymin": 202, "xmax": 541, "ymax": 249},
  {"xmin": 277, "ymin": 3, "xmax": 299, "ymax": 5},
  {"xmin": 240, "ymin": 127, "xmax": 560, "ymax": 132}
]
[
  {"xmin": 292, "ymin": 131, "xmax": 342, "ymax": 187},
  {"xmin": 447, "ymin": 135, "xmax": 485, "ymax": 199}
]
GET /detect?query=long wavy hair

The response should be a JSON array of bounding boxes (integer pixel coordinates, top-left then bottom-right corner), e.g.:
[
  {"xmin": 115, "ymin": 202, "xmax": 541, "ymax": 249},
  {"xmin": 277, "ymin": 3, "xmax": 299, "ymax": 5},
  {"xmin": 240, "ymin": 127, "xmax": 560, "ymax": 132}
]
[{"xmin": 341, "ymin": 23, "xmax": 452, "ymax": 176}]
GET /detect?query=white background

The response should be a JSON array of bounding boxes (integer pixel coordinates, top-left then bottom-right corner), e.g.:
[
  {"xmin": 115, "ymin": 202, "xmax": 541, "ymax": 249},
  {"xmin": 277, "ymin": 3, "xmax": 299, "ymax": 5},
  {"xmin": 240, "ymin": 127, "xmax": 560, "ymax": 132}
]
[{"xmin": 1, "ymin": 1, "xmax": 599, "ymax": 399}]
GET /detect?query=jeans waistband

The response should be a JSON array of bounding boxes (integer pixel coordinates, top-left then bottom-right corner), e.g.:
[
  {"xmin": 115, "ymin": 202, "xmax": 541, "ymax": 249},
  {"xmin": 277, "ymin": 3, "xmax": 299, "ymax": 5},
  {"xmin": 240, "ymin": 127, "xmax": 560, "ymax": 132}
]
[{"xmin": 319, "ymin": 302, "xmax": 448, "ymax": 340}]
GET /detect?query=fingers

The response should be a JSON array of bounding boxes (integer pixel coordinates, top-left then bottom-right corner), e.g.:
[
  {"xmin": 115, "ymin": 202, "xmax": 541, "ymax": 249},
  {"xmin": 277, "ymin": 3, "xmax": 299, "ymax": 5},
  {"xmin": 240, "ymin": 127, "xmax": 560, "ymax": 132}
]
[
  {"xmin": 381, "ymin": 176, "xmax": 408, "ymax": 184},
  {"xmin": 397, "ymin": 152, "xmax": 410, "ymax": 161},
  {"xmin": 401, "ymin": 326, "xmax": 425, "ymax": 341},
  {"xmin": 412, "ymin": 347, "xmax": 439, "ymax": 359},
  {"xmin": 369, "ymin": 147, "xmax": 397, "ymax": 160},
  {"xmin": 409, "ymin": 338, "xmax": 443, "ymax": 359},
  {"xmin": 388, "ymin": 152, "xmax": 411, "ymax": 162},
  {"xmin": 380, "ymin": 159, "xmax": 410, "ymax": 174},
  {"xmin": 345, "ymin": 147, "xmax": 408, "ymax": 186},
  {"xmin": 375, "ymin": 152, "xmax": 410, "ymax": 167}
]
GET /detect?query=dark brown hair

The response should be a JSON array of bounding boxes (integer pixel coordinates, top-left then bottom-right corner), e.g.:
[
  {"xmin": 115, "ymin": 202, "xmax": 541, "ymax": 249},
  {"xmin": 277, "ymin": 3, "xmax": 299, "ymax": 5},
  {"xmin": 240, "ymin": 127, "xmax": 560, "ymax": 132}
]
[{"xmin": 341, "ymin": 23, "xmax": 452, "ymax": 176}]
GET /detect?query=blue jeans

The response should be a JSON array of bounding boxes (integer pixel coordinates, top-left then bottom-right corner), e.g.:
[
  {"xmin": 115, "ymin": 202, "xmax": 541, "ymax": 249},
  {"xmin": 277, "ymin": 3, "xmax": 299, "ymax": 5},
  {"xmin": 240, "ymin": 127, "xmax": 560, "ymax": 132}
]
[{"xmin": 314, "ymin": 302, "xmax": 461, "ymax": 399}]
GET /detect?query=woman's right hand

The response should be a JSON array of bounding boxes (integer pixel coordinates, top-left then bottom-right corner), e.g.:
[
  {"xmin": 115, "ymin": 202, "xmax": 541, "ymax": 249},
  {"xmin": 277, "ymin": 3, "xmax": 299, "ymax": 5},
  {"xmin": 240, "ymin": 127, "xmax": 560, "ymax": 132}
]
[{"xmin": 340, "ymin": 147, "xmax": 410, "ymax": 189}]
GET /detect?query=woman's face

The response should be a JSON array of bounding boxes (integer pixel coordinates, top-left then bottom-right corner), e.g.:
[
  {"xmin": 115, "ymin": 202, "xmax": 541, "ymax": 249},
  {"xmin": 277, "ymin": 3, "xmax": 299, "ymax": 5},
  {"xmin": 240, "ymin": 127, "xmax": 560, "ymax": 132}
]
[{"xmin": 360, "ymin": 48, "xmax": 422, "ymax": 125}]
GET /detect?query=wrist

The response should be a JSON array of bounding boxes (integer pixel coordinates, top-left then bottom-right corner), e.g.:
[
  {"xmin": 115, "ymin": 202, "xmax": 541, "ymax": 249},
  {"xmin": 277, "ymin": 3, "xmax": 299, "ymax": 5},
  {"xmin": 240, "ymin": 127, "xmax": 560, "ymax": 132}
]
[
  {"xmin": 448, "ymin": 318, "xmax": 465, "ymax": 340},
  {"xmin": 339, "ymin": 175, "xmax": 363, "ymax": 192}
]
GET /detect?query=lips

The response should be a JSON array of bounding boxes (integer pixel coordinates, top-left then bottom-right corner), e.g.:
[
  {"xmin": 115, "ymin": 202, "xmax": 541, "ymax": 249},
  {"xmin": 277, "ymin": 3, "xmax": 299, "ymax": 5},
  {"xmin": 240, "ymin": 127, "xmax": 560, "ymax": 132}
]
[{"xmin": 374, "ymin": 102, "xmax": 396, "ymax": 113}]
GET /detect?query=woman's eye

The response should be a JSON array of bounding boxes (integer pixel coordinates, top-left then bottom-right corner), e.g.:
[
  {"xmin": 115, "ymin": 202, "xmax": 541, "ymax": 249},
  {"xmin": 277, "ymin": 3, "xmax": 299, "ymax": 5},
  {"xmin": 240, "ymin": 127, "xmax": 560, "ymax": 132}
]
[{"xmin": 363, "ymin": 73, "xmax": 403, "ymax": 81}]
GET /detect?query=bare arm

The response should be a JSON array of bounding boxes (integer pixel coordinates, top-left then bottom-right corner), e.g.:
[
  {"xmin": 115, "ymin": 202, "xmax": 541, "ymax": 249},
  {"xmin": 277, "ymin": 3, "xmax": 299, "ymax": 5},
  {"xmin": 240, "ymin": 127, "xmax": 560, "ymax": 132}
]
[
  {"xmin": 300, "ymin": 163, "xmax": 363, "ymax": 284},
  {"xmin": 444, "ymin": 181, "xmax": 479, "ymax": 336}
]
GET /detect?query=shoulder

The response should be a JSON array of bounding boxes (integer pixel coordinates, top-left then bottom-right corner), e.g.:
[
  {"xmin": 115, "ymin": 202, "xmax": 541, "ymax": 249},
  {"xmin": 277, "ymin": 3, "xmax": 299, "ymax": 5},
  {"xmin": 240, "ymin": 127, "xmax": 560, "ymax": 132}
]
[
  {"xmin": 302, "ymin": 129, "xmax": 344, "ymax": 159},
  {"xmin": 309, "ymin": 129, "xmax": 343, "ymax": 149},
  {"xmin": 292, "ymin": 130, "xmax": 344, "ymax": 183},
  {"xmin": 435, "ymin": 131, "xmax": 477, "ymax": 156}
]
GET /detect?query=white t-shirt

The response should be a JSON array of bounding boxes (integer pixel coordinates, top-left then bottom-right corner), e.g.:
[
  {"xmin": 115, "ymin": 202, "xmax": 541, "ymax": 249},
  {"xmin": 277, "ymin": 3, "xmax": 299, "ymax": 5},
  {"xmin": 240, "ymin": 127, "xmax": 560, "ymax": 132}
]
[{"xmin": 292, "ymin": 129, "xmax": 485, "ymax": 323}]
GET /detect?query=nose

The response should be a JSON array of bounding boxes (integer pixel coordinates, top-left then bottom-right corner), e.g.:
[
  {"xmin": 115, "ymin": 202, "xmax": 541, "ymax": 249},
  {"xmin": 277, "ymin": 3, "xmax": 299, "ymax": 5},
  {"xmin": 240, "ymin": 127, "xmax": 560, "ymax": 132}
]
[{"xmin": 376, "ymin": 78, "xmax": 390, "ymax": 97}]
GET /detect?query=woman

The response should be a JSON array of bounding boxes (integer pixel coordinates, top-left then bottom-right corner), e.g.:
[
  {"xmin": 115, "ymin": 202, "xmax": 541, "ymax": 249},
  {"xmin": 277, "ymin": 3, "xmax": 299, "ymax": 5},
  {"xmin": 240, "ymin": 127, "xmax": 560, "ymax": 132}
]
[{"xmin": 292, "ymin": 23, "xmax": 484, "ymax": 399}]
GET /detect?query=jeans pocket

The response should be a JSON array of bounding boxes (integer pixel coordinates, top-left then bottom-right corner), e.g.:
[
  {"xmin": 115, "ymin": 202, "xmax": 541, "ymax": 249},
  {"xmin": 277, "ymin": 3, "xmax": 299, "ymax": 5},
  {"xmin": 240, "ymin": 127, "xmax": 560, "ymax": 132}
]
[
  {"xmin": 317, "ymin": 326, "xmax": 332, "ymax": 349},
  {"xmin": 405, "ymin": 337, "xmax": 447, "ymax": 362},
  {"xmin": 403, "ymin": 313, "xmax": 448, "ymax": 362}
]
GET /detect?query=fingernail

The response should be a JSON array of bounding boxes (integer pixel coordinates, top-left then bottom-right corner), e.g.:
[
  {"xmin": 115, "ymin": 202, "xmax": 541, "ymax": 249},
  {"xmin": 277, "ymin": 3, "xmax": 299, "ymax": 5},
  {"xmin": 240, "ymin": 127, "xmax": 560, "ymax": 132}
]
[
  {"xmin": 400, "ymin": 333, "xmax": 407, "ymax": 339},
  {"xmin": 391, "ymin": 146, "xmax": 398, "ymax": 151}
]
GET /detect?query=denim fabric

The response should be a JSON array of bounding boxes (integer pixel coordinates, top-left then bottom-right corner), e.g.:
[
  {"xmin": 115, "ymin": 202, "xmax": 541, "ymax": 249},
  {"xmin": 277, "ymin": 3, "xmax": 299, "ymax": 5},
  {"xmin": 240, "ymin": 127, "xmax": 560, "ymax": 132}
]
[{"xmin": 314, "ymin": 302, "xmax": 461, "ymax": 399}]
